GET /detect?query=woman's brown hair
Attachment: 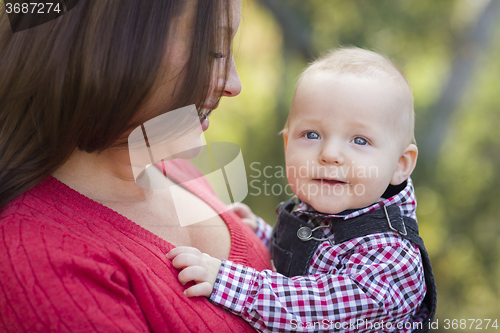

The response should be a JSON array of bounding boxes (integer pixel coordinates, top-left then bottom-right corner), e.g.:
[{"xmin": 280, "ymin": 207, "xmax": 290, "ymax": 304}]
[{"xmin": 0, "ymin": 0, "xmax": 232, "ymax": 208}]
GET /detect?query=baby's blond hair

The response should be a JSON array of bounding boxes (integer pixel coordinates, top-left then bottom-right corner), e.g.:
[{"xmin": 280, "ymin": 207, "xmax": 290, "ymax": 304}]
[{"xmin": 284, "ymin": 47, "xmax": 415, "ymax": 145}]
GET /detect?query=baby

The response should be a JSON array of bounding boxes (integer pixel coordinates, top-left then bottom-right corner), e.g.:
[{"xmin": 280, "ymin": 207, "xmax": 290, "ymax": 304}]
[{"xmin": 168, "ymin": 47, "xmax": 436, "ymax": 333}]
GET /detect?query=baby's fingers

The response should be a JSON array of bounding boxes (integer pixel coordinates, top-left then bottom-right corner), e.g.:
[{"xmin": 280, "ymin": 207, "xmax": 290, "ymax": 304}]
[
  {"xmin": 230, "ymin": 203, "xmax": 252, "ymax": 218},
  {"xmin": 178, "ymin": 265, "xmax": 209, "ymax": 286},
  {"xmin": 242, "ymin": 217, "xmax": 258, "ymax": 231},
  {"xmin": 166, "ymin": 246, "xmax": 201, "ymax": 259},
  {"xmin": 184, "ymin": 282, "xmax": 214, "ymax": 297},
  {"xmin": 170, "ymin": 253, "xmax": 203, "ymax": 270}
]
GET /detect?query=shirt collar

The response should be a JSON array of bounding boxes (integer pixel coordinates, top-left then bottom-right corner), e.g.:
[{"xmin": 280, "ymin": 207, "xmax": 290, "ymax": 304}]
[{"xmin": 293, "ymin": 177, "xmax": 417, "ymax": 221}]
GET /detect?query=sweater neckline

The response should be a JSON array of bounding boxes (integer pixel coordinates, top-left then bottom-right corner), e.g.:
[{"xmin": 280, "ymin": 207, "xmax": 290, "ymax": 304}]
[{"xmin": 38, "ymin": 164, "xmax": 248, "ymax": 265}]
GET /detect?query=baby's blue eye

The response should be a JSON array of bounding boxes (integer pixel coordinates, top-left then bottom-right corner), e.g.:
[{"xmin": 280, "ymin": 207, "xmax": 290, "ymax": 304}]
[
  {"xmin": 306, "ymin": 132, "xmax": 320, "ymax": 140},
  {"xmin": 353, "ymin": 137, "xmax": 367, "ymax": 145}
]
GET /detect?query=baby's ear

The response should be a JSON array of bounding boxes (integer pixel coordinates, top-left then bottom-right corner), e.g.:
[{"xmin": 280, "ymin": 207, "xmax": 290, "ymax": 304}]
[
  {"xmin": 391, "ymin": 144, "xmax": 418, "ymax": 185},
  {"xmin": 282, "ymin": 129, "xmax": 289, "ymax": 151}
]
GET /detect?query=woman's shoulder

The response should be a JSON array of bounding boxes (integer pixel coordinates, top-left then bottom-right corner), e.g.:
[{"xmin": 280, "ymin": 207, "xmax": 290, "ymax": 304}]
[
  {"xmin": 0, "ymin": 190, "xmax": 153, "ymax": 332},
  {"xmin": 0, "ymin": 184, "xmax": 71, "ymax": 232},
  {"xmin": 0, "ymin": 184, "xmax": 113, "ymax": 261},
  {"xmin": 1, "ymin": 176, "xmax": 89, "ymax": 228},
  {"xmin": 0, "ymin": 177, "xmax": 128, "ymax": 260}
]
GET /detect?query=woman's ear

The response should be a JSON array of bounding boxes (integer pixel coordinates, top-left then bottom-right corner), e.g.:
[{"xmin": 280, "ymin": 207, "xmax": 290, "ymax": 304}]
[
  {"xmin": 391, "ymin": 144, "xmax": 418, "ymax": 185},
  {"xmin": 283, "ymin": 129, "xmax": 289, "ymax": 151}
]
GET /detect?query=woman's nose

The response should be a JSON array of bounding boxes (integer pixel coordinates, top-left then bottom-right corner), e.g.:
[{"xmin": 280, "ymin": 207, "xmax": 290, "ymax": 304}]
[
  {"xmin": 221, "ymin": 56, "xmax": 242, "ymax": 97},
  {"xmin": 319, "ymin": 142, "xmax": 345, "ymax": 165}
]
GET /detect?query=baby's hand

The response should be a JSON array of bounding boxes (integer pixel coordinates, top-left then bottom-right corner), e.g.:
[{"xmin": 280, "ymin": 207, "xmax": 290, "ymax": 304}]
[
  {"xmin": 167, "ymin": 246, "xmax": 222, "ymax": 297},
  {"xmin": 230, "ymin": 203, "xmax": 258, "ymax": 231}
]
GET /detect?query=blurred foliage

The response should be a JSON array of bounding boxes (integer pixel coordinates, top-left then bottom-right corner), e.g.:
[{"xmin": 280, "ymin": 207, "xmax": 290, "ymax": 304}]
[{"xmin": 206, "ymin": 0, "xmax": 500, "ymax": 329}]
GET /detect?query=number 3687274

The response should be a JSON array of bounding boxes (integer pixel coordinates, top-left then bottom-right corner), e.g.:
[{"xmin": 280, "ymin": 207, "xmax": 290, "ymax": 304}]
[
  {"xmin": 5, "ymin": 2, "xmax": 62, "ymax": 14},
  {"xmin": 443, "ymin": 319, "xmax": 498, "ymax": 330}
]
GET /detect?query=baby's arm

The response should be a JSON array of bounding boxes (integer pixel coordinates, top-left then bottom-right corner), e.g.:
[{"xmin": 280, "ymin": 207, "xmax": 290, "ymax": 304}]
[
  {"xmin": 169, "ymin": 235, "xmax": 426, "ymax": 333},
  {"xmin": 230, "ymin": 203, "xmax": 273, "ymax": 248},
  {"xmin": 230, "ymin": 203, "xmax": 258, "ymax": 230}
]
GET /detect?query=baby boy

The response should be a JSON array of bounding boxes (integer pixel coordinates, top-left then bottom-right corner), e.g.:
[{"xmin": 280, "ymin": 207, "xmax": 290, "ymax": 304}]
[{"xmin": 168, "ymin": 47, "xmax": 436, "ymax": 333}]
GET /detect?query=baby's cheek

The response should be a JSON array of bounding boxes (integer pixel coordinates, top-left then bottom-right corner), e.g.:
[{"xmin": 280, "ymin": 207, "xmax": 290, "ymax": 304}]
[
  {"xmin": 287, "ymin": 176, "xmax": 303, "ymax": 197},
  {"xmin": 359, "ymin": 177, "xmax": 390, "ymax": 203}
]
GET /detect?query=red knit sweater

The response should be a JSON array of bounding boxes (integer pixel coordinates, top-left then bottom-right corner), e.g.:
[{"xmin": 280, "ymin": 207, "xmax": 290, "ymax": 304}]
[{"xmin": 0, "ymin": 160, "xmax": 271, "ymax": 332}]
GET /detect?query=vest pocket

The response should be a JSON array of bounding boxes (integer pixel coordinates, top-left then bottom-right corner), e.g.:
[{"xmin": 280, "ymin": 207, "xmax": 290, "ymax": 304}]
[{"xmin": 270, "ymin": 239, "xmax": 293, "ymax": 276}]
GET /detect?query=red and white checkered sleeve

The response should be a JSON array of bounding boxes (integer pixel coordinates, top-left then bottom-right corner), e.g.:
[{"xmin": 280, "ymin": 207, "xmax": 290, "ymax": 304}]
[
  {"xmin": 209, "ymin": 234, "xmax": 426, "ymax": 333},
  {"xmin": 254, "ymin": 216, "xmax": 273, "ymax": 248}
]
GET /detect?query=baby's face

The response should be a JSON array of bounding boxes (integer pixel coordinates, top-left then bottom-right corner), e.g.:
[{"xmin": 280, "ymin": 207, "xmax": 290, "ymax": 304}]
[{"xmin": 284, "ymin": 72, "xmax": 412, "ymax": 214}]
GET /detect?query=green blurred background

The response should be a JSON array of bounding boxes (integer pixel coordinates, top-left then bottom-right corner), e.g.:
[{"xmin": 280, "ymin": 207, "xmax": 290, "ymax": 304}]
[{"xmin": 205, "ymin": 0, "xmax": 500, "ymax": 331}]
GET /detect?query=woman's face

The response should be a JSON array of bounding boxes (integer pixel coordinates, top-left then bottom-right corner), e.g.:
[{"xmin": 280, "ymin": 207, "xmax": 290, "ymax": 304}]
[
  {"xmin": 143, "ymin": 0, "xmax": 242, "ymax": 131},
  {"xmin": 127, "ymin": 0, "xmax": 242, "ymax": 182}
]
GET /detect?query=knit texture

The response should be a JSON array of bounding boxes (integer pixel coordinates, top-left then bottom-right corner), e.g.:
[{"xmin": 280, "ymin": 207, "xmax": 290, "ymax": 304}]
[{"xmin": 0, "ymin": 159, "xmax": 271, "ymax": 332}]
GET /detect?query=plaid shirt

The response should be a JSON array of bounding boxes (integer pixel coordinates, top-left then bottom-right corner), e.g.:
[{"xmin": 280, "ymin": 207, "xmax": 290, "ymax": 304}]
[{"xmin": 210, "ymin": 179, "xmax": 427, "ymax": 332}]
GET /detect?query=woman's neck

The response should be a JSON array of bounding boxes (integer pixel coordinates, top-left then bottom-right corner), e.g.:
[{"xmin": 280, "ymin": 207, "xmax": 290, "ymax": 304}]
[{"xmin": 52, "ymin": 148, "xmax": 155, "ymax": 204}]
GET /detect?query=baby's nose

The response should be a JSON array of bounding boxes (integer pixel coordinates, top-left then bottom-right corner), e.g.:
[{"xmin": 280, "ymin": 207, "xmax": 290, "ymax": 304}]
[{"xmin": 319, "ymin": 142, "xmax": 345, "ymax": 165}]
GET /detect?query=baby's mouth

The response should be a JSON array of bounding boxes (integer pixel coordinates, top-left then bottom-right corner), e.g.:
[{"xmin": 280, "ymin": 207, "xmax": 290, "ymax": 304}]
[{"xmin": 314, "ymin": 178, "xmax": 347, "ymax": 185}]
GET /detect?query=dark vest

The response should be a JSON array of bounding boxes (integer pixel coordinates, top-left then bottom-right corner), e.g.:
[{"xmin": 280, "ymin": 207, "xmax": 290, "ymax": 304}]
[{"xmin": 271, "ymin": 199, "xmax": 437, "ymax": 333}]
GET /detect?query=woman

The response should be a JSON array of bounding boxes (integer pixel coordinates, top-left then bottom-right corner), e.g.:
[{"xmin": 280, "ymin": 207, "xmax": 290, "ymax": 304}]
[{"xmin": 0, "ymin": 0, "xmax": 271, "ymax": 332}]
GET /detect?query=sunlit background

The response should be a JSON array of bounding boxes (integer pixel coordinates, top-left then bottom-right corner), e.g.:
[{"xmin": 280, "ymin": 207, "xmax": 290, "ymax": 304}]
[{"xmin": 205, "ymin": 0, "xmax": 500, "ymax": 331}]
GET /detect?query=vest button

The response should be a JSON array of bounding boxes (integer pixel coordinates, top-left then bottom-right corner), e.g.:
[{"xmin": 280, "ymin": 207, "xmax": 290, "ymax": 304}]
[{"xmin": 297, "ymin": 227, "xmax": 312, "ymax": 241}]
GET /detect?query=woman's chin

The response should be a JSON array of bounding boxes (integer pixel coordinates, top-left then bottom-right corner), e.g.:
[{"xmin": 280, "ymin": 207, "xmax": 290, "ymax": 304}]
[{"xmin": 201, "ymin": 117, "xmax": 209, "ymax": 131}]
